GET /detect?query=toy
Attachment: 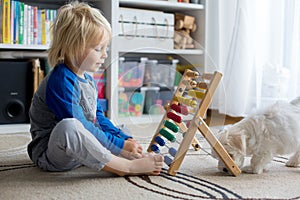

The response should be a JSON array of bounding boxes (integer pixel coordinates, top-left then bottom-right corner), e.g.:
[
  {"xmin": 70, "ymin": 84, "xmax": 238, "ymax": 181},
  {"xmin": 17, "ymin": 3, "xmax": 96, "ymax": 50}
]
[
  {"xmin": 147, "ymin": 69, "xmax": 241, "ymax": 176},
  {"xmin": 174, "ymin": 13, "xmax": 197, "ymax": 49},
  {"xmin": 32, "ymin": 58, "xmax": 44, "ymax": 94}
]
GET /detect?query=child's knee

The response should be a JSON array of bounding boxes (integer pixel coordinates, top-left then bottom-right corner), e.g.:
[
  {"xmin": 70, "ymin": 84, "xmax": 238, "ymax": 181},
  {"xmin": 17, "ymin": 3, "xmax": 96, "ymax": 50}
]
[
  {"xmin": 56, "ymin": 118, "xmax": 83, "ymax": 131},
  {"xmin": 52, "ymin": 118, "xmax": 83, "ymax": 140}
]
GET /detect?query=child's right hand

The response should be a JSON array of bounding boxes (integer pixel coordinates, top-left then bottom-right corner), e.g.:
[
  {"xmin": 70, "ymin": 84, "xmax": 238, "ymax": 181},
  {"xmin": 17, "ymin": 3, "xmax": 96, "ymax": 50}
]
[{"xmin": 121, "ymin": 139, "xmax": 143, "ymax": 160}]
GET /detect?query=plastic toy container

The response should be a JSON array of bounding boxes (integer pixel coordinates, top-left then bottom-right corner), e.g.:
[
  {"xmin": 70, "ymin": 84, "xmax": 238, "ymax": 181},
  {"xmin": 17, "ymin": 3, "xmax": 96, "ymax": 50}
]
[
  {"xmin": 143, "ymin": 59, "xmax": 179, "ymax": 87},
  {"xmin": 118, "ymin": 87, "xmax": 147, "ymax": 117},
  {"xmin": 143, "ymin": 87, "xmax": 164, "ymax": 115},
  {"xmin": 159, "ymin": 86, "xmax": 176, "ymax": 107},
  {"xmin": 118, "ymin": 57, "xmax": 147, "ymax": 88},
  {"xmin": 93, "ymin": 69, "xmax": 106, "ymax": 98}
]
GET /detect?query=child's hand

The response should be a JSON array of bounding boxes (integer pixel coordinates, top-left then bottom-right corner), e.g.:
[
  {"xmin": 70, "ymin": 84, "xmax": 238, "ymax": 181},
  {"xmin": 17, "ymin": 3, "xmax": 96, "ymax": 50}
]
[{"xmin": 121, "ymin": 138, "xmax": 143, "ymax": 160}]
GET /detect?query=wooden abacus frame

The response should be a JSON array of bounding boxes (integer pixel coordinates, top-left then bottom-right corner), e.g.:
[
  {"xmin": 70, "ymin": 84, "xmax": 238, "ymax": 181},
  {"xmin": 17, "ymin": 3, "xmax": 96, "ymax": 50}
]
[{"xmin": 147, "ymin": 69, "xmax": 241, "ymax": 176}]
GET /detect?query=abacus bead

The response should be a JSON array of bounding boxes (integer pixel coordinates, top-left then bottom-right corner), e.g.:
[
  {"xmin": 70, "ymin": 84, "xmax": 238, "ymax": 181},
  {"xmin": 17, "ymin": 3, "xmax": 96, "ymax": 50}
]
[
  {"xmin": 188, "ymin": 89, "xmax": 205, "ymax": 99},
  {"xmin": 167, "ymin": 112, "xmax": 182, "ymax": 123},
  {"xmin": 154, "ymin": 136, "xmax": 166, "ymax": 146},
  {"xmin": 164, "ymin": 155, "xmax": 173, "ymax": 166},
  {"xmin": 169, "ymin": 147, "xmax": 177, "ymax": 157},
  {"xmin": 164, "ymin": 120, "xmax": 179, "ymax": 133},
  {"xmin": 170, "ymin": 104, "xmax": 189, "ymax": 116},
  {"xmin": 151, "ymin": 144, "xmax": 160, "ymax": 153},
  {"xmin": 159, "ymin": 128, "xmax": 176, "ymax": 142}
]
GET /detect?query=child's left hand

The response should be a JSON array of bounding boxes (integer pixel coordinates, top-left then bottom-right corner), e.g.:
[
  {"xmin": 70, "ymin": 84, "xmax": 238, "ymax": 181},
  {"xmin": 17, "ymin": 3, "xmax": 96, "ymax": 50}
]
[{"xmin": 121, "ymin": 138, "xmax": 143, "ymax": 160}]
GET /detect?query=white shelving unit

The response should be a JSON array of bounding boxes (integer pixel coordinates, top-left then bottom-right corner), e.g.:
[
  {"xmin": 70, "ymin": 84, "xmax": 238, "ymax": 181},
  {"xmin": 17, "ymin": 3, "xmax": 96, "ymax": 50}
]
[
  {"xmin": 0, "ymin": 0, "xmax": 205, "ymax": 127},
  {"xmin": 0, "ymin": 1, "xmax": 63, "ymax": 128},
  {"xmin": 97, "ymin": 0, "xmax": 206, "ymax": 125}
]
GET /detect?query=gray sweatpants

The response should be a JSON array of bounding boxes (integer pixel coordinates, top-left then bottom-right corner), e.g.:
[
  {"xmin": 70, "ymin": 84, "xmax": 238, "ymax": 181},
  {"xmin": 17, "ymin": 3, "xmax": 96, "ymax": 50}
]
[{"xmin": 37, "ymin": 118, "xmax": 112, "ymax": 172}]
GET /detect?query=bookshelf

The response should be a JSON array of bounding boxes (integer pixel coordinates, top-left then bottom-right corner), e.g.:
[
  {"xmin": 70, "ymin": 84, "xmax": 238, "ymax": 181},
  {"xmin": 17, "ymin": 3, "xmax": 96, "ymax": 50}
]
[
  {"xmin": 0, "ymin": 0, "xmax": 62, "ymax": 127},
  {"xmin": 98, "ymin": 0, "xmax": 206, "ymax": 126},
  {"xmin": 0, "ymin": 0, "xmax": 206, "ymax": 127}
]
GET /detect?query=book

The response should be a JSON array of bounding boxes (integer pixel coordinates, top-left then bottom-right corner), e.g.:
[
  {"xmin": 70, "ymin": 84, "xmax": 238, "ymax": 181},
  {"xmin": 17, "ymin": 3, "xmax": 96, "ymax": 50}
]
[
  {"xmin": 1, "ymin": 1, "xmax": 57, "ymax": 45},
  {"xmin": 13, "ymin": 0, "xmax": 19, "ymax": 44},
  {"xmin": 33, "ymin": 6, "xmax": 38, "ymax": 45},
  {"xmin": 32, "ymin": 58, "xmax": 44, "ymax": 94},
  {"xmin": 23, "ymin": 4, "xmax": 27, "ymax": 44},
  {"xmin": 10, "ymin": 0, "xmax": 15, "ymax": 44},
  {"xmin": 37, "ymin": 9, "xmax": 41, "ymax": 45},
  {"xmin": 41, "ymin": 9, "xmax": 46, "ymax": 45},
  {"xmin": 2, "ymin": 0, "xmax": 11, "ymax": 43},
  {"xmin": 0, "ymin": 0, "xmax": 3, "ymax": 43},
  {"xmin": 18, "ymin": 1, "xmax": 24, "ymax": 44}
]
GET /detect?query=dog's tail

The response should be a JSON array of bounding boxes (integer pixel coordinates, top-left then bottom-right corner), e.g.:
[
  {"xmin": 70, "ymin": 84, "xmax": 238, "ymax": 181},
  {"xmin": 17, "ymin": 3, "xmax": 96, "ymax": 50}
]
[{"xmin": 290, "ymin": 96, "xmax": 300, "ymax": 106}]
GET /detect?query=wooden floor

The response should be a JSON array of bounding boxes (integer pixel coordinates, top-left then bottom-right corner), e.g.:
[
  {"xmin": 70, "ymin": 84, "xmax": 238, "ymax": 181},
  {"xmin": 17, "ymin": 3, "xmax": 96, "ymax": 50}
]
[{"xmin": 204, "ymin": 109, "xmax": 243, "ymax": 127}]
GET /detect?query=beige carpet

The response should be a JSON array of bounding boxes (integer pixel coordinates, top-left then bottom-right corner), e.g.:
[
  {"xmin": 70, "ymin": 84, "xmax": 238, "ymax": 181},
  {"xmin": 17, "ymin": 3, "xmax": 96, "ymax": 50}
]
[{"xmin": 0, "ymin": 124, "xmax": 300, "ymax": 200}]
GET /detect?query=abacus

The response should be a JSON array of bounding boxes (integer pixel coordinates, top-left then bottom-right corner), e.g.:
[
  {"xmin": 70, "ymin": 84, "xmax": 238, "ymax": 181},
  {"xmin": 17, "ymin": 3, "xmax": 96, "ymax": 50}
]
[{"xmin": 147, "ymin": 69, "xmax": 241, "ymax": 176}]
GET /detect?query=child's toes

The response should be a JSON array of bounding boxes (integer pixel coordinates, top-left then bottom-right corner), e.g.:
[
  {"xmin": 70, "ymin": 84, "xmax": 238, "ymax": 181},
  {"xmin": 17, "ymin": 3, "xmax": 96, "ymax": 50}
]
[{"xmin": 154, "ymin": 155, "xmax": 164, "ymax": 163}]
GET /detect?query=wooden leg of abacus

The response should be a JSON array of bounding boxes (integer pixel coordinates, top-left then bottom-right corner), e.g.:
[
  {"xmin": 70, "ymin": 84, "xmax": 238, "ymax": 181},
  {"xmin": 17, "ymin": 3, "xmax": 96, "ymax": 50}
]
[
  {"xmin": 168, "ymin": 120, "xmax": 199, "ymax": 175},
  {"xmin": 196, "ymin": 117, "xmax": 241, "ymax": 176},
  {"xmin": 176, "ymin": 121, "xmax": 201, "ymax": 151}
]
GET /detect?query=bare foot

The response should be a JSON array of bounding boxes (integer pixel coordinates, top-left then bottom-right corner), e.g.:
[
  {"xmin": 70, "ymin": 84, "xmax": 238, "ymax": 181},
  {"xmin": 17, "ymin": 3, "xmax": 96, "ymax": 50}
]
[
  {"xmin": 103, "ymin": 154, "xmax": 164, "ymax": 176},
  {"xmin": 129, "ymin": 154, "xmax": 164, "ymax": 176}
]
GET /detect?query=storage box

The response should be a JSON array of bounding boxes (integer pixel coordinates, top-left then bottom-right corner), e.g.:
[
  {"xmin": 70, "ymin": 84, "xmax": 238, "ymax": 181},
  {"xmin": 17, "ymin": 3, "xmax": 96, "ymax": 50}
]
[
  {"xmin": 118, "ymin": 87, "xmax": 147, "ymax": 117},
  {"xmin": 143, "ymin": 86, "xmax": 176, "ymax": 115},
  {"xmin": 143, "ymin": 87, "xmax": 164, "ymax": 115},
  {"xmin": 117, "ymin": 7, "xmax": 174, "ymax": 50},
  {"xmin": 118, "ymin": 7, "xmax": 174, "ymax": 38},
  {"xmin": 143, "ymin": 59, "xmax": 179, "ymax": 87},
  {"xmin": 93, "ymin": 69, "xmax": 106, "ymax": 98},
  {"xmin": 118, "ymin": 57, "xmax": 147, "ymax": 88},
  {"xmin": 159, "ymin": 86, "xmax": 176, "ymax": 108}
]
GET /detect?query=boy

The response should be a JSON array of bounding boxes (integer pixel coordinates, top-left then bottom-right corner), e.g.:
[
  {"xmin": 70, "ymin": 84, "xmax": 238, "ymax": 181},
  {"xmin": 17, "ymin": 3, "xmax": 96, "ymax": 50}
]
[{"xmin": 27, "ymin": 1, "xmax": 163, "ymax": 176}]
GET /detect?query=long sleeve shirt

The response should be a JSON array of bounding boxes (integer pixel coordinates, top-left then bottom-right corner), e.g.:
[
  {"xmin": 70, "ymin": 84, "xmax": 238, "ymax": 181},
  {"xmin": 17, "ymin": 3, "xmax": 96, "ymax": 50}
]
[{"xmin": 28, "ymin": 63, "xmax": 131, "ymax": 164}]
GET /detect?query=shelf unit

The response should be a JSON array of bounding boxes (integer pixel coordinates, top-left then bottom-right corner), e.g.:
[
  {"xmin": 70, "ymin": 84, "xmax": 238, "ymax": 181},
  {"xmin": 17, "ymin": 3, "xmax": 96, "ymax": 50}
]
[
  {"xmin": 0, "ymin": 0, "xmax": 205, "ymax": 127},
  {"xmin": 0, "ymin": 1, "xmax": 64, "ymax": 127},
  {"xmin": 97, "ymin": 0, "xmax": 206, "ymax": 125}
]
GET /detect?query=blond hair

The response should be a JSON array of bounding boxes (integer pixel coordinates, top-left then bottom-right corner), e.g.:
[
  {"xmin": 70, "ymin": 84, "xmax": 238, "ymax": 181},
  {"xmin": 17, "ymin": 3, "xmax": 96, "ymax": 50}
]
[{"xmin": 48, "ymin": 1, "xmax": 111, "ymax": 67}]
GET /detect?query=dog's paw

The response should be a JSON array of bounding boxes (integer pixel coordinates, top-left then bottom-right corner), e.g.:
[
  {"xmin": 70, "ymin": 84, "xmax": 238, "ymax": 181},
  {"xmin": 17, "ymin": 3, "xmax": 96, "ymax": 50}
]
[
  {"xmin": 242, "ymin": 166, "xmax": 263, "ymax": 174},
  {"xmin": 242, "ymin": 166, "xmax": 254, "ymax": 173},
  {"xmin": 286, "ymin": 159, "xmax": 299, "ymax": 167}
]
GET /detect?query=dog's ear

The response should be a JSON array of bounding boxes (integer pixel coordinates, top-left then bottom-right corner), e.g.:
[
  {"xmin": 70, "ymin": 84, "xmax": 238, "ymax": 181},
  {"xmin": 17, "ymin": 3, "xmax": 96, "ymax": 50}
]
[
  {"xmin": 230, "ymin": 131, "xmax": 246, "ymax": 155},
  {"xmin": 217, "ymin": 129, "xmax": 229, "ymax": 143}
]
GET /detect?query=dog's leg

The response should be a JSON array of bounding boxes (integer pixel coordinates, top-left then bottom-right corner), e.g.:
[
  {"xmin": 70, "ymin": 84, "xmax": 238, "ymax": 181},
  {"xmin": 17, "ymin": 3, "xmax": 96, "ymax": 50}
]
[
  {"xmin": 286, "ymin": 148, "xmax": 300, "ymax": 167},
  {"xmin": 243, "ymin": 152, "xmax": 273, "ymax": 174}
]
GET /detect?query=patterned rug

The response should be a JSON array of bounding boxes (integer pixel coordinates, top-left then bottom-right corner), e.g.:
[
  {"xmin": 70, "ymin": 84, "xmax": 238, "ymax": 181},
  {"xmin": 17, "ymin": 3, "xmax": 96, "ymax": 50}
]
[{"xmin": 0, "ymin": 131, "xmax": 299, "ymax": 200}]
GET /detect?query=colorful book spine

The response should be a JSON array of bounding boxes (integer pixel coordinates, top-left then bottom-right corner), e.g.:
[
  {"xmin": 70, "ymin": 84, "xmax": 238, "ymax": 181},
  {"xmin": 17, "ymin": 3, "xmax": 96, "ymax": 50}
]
[
  {"xmin": 27, "ymin": 5, "xmax": 33, "ymax": 45},
  {"xmin": 1, "ymin": 1, "xmax": 57, "ymax": 45},
  {"xmin": 18, "ymin": 1, "xmax": 24, "ymax": 44},
  {"xmin": 37, "ymin": 9, "xmax": 42, "ymax": 45},
  {"xmin": 23, "ymin": 4, "xmax": 27, "ymax": 44},
  {"xmin": 0, "ymin": 0, "xmax": 3, "ymax": 43},
  {"xmin": 13, "ymin": 0, "xmax": 19, "ymax": 44},
  {"xmin": 41, "ymin": 9, "xmax": 46, "ymax": 45},
  {"xmin": 33, "ymin": 6, "xmax": 38, "ymax": 45},
  {"xmin": 2, "ymin": 0, "xmax": 11, "ymax": 43},
  {"xmin": 10, "ymin": 0, "xmax": 15, "ymax": 44}
]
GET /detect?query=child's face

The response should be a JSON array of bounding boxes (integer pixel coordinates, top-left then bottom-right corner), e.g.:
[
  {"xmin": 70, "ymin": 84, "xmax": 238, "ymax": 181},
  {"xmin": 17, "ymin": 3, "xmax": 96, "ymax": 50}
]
[{"xmin": 78, "ymin": 36, "xmax": 109, "ymax": 73}]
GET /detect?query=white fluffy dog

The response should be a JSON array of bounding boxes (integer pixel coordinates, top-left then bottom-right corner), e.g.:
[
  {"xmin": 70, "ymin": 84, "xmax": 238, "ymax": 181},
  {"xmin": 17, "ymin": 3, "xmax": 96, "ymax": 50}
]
[{"xmin": 213, "ymin": 97, "xmax": 300, "ymax": 174}]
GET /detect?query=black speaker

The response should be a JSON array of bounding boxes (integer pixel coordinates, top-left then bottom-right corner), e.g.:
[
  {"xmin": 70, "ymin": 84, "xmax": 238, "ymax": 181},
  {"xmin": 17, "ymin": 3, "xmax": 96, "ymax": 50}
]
[{"xmin": 0, "ymin": 59, "xmax": 33, "ymax": 124}]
